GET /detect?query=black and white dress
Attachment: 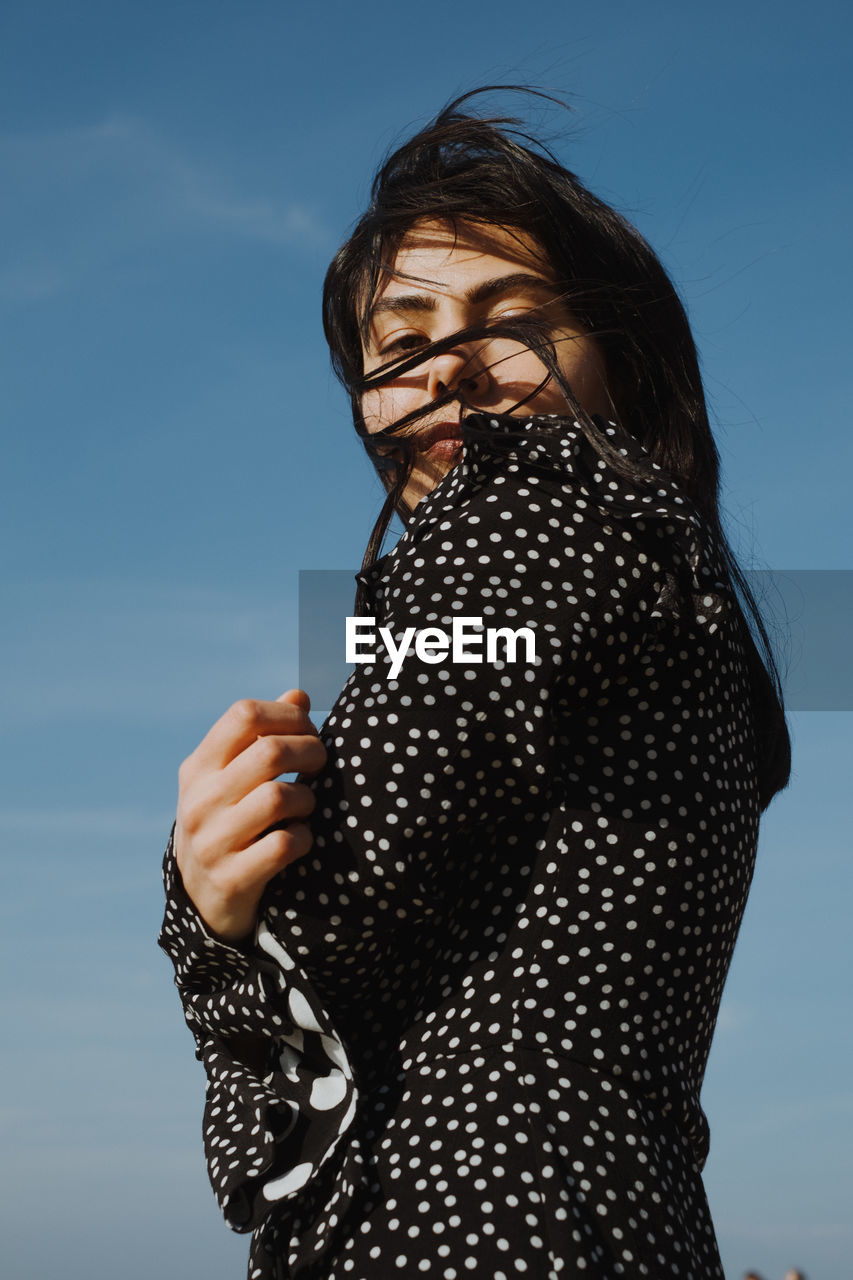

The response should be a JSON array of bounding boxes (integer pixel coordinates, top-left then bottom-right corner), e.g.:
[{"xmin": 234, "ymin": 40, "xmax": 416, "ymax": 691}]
[{"xmin": 160, "ymin": 412, "xmax": 765, "ymax": 1279}]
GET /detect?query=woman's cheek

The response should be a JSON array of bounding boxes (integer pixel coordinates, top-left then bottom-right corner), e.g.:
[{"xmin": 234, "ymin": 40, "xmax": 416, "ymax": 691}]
[
  {"xmin": 360, "ymin": 390, "xmax": 381, "ymax": 435},
  {"xmin": 362, "ymin": 386, "xmax": 411, "ymax": 435}
]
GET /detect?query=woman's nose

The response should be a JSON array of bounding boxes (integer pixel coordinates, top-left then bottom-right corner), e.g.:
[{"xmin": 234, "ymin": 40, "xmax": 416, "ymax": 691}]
[{"xmin": 427, "ymin": 346, "xmax": 486, "ymax": 402}]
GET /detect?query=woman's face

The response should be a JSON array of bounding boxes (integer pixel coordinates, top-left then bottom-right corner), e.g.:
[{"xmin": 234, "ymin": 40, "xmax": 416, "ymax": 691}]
[{"xmin": 360, "ymin": 219, "xmax": 613, "ymax": 507}]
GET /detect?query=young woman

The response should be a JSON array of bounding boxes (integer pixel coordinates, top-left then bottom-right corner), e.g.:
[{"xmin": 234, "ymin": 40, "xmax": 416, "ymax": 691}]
[{"xmin": 160, "ymin": 91, "xmax": 791, "ymax": 1279}]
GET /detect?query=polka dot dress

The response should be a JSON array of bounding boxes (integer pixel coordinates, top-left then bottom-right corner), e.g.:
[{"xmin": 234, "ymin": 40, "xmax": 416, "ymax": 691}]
[{"xmin": 160, "ymin": 412, "xmax": 764, "ymax": 1279}]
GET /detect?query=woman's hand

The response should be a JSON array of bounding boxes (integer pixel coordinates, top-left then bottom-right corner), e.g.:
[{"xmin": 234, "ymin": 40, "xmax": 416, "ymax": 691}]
[{"xmin": 174, "ymin": 689, "xmax": 327, "ymax": 943}]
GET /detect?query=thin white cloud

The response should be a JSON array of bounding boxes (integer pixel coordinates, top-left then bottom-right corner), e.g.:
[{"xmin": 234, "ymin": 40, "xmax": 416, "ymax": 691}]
[
  {"xmin": 88, "ymin": 115, "xmax": 329, "ymax": 247},
  {"xmin": 0, "ymin": 115, "xmax": 330, "ymax": 303}
]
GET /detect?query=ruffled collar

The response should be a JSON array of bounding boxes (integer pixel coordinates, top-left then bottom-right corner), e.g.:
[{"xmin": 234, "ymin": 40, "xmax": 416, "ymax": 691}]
[{"xmin": 357, "ymin": 411, "xmax": 711, "ymax": 591}]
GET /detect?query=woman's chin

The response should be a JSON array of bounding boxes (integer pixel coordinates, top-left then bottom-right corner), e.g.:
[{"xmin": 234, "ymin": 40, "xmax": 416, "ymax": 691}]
[{"xmin": 405, "ymin": 450, "xmax": 463, "ymax": 506}]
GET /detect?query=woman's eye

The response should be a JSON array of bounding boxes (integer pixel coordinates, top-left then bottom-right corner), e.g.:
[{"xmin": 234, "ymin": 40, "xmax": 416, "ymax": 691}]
[
  {"xmin": 380, "ymin": 333, "xmax": 427, "ymax": 356},
  {"xmin": 493, "ymin": 306, "xmax": 536, "ymax": 323}
]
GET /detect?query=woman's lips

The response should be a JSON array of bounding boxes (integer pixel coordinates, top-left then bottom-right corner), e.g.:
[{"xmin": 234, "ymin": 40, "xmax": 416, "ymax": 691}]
[
  {"xmin": 416, "ymin": 423, "xmax": 464, "ymax": 461},
  {"xmin": 424, "ymin": 436, "xmax": 463, "ymax": 461}
]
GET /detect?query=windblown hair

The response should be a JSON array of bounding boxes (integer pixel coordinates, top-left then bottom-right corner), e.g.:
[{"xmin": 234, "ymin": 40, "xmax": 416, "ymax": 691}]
[{"xmin": 321, "ymin": 87, "xmax": 791, "ymax": 808}]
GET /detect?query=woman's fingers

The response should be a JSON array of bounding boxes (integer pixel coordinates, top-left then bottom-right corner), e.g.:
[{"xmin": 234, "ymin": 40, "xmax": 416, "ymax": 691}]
[
  {"xmin": 277, "ymin": 687, "xmax": 310, "ymax": 712},
  {"xmin": 196, "ymin": 823, "xmax": 314, "ymax": 944},
  {"xmin": 184, "ymin": 694, "xmax": 314, "ymax": 777},
  {"xmin": 277, "ymin": 688, "xmax": 322, "ymax": 737},
  {"xmin": 174, "ymin": 690, "xmax": 325, "ymax": 940},
  {"xmin": 241, "ymin": 821, "xmax": 314, "ymax": 880},
  {"xmin": 181, "ymin": 766, "xmax": 320, "ymax": 848},
  {"xmin": 217, "ymin": 778, "xmax": 318, "ymax": 852},
  {"xmin": 214, "ymin": 732, "xmax": 328, "ymax": 809}
]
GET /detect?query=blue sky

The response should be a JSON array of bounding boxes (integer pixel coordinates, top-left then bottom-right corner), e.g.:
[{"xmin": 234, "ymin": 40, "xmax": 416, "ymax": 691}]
[{"xmin": 1, "ymin": 2, "xmax": 851, "ymax": 1278}]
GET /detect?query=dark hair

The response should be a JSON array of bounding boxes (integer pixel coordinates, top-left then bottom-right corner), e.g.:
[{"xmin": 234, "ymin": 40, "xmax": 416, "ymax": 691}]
[{"xmin": 321, "ymin": 87, "xmax": 791, "ymax": 809}]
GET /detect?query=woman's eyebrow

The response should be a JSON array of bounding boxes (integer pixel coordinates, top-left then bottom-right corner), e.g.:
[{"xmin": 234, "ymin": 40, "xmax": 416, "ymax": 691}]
[
  {"xmin": 369, "ymin": 272, "xmax": 559, "ymax": 320},
  {"xmin": 466, "ymin": 272, "xmax": 560, "ymax": 306}
]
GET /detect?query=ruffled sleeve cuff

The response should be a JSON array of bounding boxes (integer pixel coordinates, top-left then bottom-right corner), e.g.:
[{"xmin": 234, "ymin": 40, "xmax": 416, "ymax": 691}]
[{"xmin": 157, "ymin": 824, "xmax": 362, "ymax": 1235}]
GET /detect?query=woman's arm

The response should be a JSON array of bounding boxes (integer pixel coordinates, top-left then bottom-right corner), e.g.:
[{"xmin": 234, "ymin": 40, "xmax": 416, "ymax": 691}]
[{"xmin": 159, "ymin": 691, "xmax": 359, "ymax": 1234}]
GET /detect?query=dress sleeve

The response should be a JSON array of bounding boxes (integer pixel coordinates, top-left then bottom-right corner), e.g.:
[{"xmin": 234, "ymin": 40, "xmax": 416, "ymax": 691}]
[{"xmin": 157, "ymin": 822, "xmax": 358, "ymax": 1235}]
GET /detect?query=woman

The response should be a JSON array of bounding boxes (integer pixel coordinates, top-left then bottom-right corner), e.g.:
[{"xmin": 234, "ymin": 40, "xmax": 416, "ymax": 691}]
[{"xmin": 160, "ymin": 91, "xmax": 791, "ymax": 1279}]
